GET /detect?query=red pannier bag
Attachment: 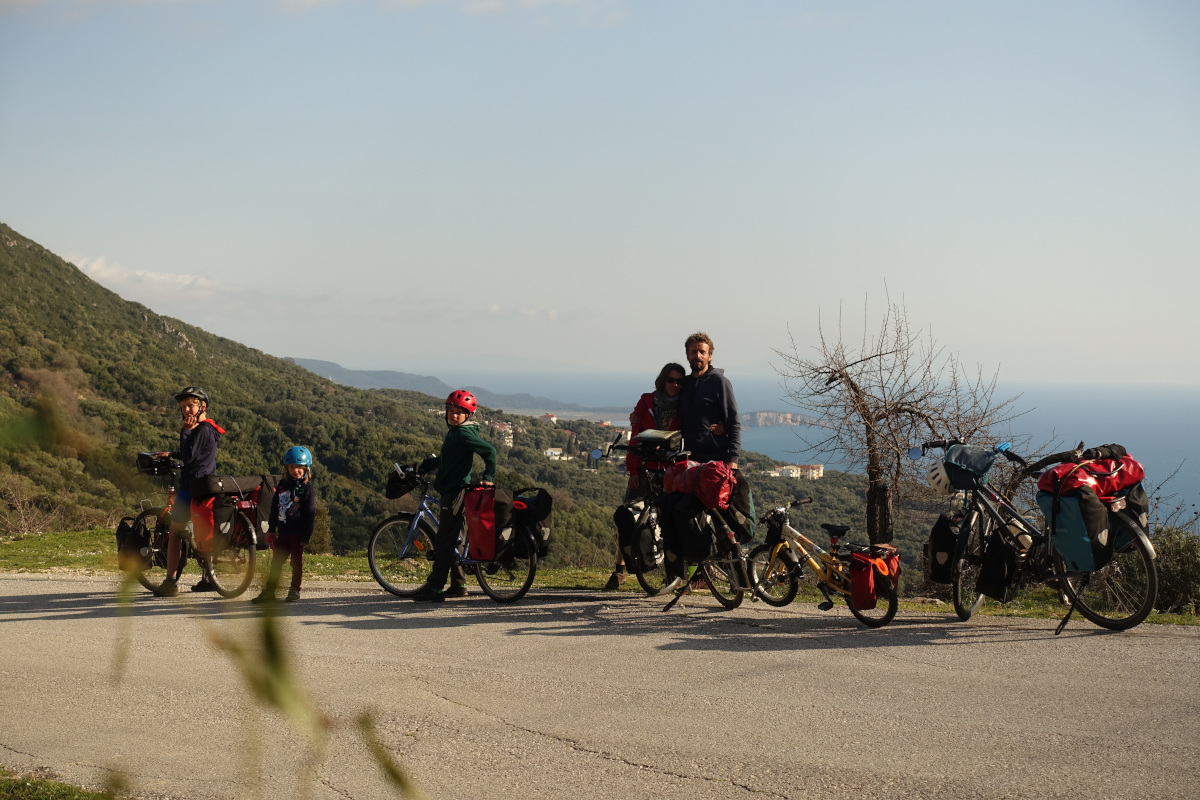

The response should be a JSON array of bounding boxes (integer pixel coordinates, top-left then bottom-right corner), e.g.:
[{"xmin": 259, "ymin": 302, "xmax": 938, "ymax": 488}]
[
  {"xmin": 849, "ymin": 553, "xmax": 877, "ymax": 610},
  {"xmin": 664, "ymin": 460, "xmax": 700, "ymax": 494},
  {"xmin": 1037, "ymin": 454, "xmax": 1145, "ymax": 498},
  {"xmin": 848, "ymin": 545, "xmax": 900, "ymax": 611},
  {"xmin": 695, "ymin": 461, "xmax": 735, "ymax": 510},
  {"xmin": 464, "ymin": 486, "xmax": 513, "ymax": 561},
  {"xmin": 663, "ymin": 460, "xmax": 735, "ymax": 510},
  {"xmin": 190, "ymin": 496, "xmax": 215, "ymax": 554}
]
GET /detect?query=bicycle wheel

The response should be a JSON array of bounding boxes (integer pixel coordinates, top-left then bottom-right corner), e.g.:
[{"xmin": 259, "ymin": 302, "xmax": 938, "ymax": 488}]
[
  {"xmin": 748, "ymin": 543, "xmax": 799, "ymax": 607},
  {"xmin": 847, "ymin": 566, "xmax": 898, "ymax": 628},
  {"xmin": 701, "ymin": 557, "xmax": 745, "ymax": 609},
  {"xmin": 631, "ymin": 520, "xmax": 671, "ymax": 596},
  {"xmin": 1054, "ymin": 511, "xmax": 1157, "ymax": 630},
  {"xmin": 209, "ymin": 510, "xmax": 257, "ymax": 598},
  {"xmin": 134, "ymin": 508, "xmax": 187, "ymax": 593},
  {"xmin": 368, "ymin": 513, "xmax": 437, "ymax": 597},
  {"xmin": 952, "ymin": 509, "xmax": 989, "ymax": 621},
  {"xmin": 475, "ymin": 534, "xmax": 537, "ymax": 603}
]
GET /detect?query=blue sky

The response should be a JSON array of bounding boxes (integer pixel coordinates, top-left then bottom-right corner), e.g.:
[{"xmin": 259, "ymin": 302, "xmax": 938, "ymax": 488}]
[{"xmin": 2, "ymin": 0, "xmax": 1198, "ymax": 386}]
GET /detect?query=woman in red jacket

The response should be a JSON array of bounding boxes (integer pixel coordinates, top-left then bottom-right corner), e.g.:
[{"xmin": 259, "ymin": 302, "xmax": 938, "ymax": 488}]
[{"xmin": 604, "ymin": 362, "xmax": 686, "ymax": 590}]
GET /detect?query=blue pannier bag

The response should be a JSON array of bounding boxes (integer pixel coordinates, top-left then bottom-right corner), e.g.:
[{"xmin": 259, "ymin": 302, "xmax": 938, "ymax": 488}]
[{"xmin": 1036, "ymin": 487, "xmax": 1112, "ymax": 573}]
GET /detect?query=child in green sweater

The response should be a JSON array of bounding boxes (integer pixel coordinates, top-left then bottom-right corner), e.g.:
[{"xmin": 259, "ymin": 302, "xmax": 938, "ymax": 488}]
[{"xmin": 411, "ymin": 389, "xmax": 497, "ymax": 602}]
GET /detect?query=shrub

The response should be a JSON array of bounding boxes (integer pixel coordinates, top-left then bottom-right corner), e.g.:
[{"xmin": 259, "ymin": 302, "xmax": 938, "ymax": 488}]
[{"xmin": 1152, "ymin": 526, "xmax": 1200, "ymax": 614}]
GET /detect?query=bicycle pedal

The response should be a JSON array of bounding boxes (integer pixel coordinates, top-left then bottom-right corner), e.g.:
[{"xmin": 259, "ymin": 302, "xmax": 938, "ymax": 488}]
[{"xmin": 817, "ymin": 601, "xmax": 834, "ymax": 611}]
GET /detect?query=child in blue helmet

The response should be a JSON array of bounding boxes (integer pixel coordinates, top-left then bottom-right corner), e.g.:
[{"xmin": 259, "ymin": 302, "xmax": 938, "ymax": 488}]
[{"xmin": 252, "ymin": 445, "xmax": 318, "ymax": 603}]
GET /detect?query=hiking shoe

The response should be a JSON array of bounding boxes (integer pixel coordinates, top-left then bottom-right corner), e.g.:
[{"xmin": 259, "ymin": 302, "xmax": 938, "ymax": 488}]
[
  {"xmin": 155, "ymin": 578, "xmax": 179, "ymax": 598},
  {"xmin": 410, "ymin": 587, "xmax": 445, "ymax": 603},
  {"xmin": 443, "ymin": 585, "xmax": 467, "ymax": 598},
  {"xmin": 250, "ymin": 591, "xmax": 275, "ymax": 605},
  {"xmin": 285, "ymin": 588, "xmax": 301, "ymax": 602},
  {"xmin": 602, "ymin": 570, "xmax": 627, "ymax": 591},
  {"xmin": 190, "ymin": 578, "xmax": 217, "ymax": 593}
]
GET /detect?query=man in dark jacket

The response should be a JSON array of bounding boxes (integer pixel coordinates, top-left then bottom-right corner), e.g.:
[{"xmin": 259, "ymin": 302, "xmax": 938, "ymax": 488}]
[
  {"xmin": 678, "ymin": 331, "xmax": 740, "ymax": 468},
  {"xmin": 677, "ymin": 332, "xmax": 754, "ymax": 547}
]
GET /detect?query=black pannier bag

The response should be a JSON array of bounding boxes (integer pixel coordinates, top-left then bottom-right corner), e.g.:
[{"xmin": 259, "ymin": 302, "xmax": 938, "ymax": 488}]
[
  {"xmin": 212, "ymin": 493, "xmax": 237, "ymax": 543},
  {"xmin": 976, "ymin": 534, "xmax": 1022, "ymax": 602},
  {"xmin": 253, "ymin": 475, "xmax": 278, "ymax": 548},
  {"xmin": 614, "ymin": 501, "xmax": 641, "ymax": 563},
  {"xmin": 660, "ymin": 492, "xmax": 718, "ymax": 563},
  {"xmin": 512, "ymin": 486, "xmax": 553, "ymax": 558},
  {"xmin": 115, "ymin": 515, "xmax": 149, "ymax": 570},
  {"xmin": 925, "ymin": 513, "xmax": 958, "ymax": 584},
  {"xmin": 943, "ymin": 444, "xmax": 998, "ymax": 490},
  {"xmin": 190, "ymin": 474, "xmax": 266, "ymax": 497}
]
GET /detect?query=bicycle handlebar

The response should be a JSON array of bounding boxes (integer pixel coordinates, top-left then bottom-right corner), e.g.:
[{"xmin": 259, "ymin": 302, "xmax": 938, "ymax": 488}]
[{"xmin": 1023, "ymin": 447, "xmax": 1085, "ymax": 475}]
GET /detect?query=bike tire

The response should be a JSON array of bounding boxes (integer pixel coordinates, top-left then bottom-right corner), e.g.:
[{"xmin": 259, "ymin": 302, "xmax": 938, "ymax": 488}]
[
  {"xmin": 475, "ymin": 534, "xmax": 537, "ymax": 603},
  {"xmin": 701, "ymin": 557, "xmax": 745, "ymax": 609},
  {"xmin": 747, "ymin": 543, "xmax": 799, "ymax": 607},
  {"xmin": 952, "ymin": 509, "xmax": 988, "ymax": 621},
  {"xmin": 631, "ymin": 520, "xmax": 671, "ymax": 596},
  {"xmin": 209, "ymin": 510, "xmax": 257, "ymax": 598},
  {"xmin": 368, "ymin": 513, "xmax": 437, "ymax": 598},
  {"xmin": 134, "ymin": 508, "xmax": 187, "ymax": 593},
  {"xmin": 1054, "ymin": 510, "xmax": 1157, "ymax": 630},
  {"xmin": 847, "ymin": 566, "xmax": 899, "ymax": 628}
]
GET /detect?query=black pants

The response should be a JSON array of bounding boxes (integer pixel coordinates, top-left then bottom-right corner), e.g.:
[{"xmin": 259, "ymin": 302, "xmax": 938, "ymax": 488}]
[{"xmin": 427, "ymin": 489, "xmax": 468, "ymax": 591}]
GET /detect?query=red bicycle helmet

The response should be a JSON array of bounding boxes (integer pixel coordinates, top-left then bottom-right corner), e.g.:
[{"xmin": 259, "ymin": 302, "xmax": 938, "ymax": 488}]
[{"xmin": 445, "ymin": 389, "xmax": 478, "ymax": 414}]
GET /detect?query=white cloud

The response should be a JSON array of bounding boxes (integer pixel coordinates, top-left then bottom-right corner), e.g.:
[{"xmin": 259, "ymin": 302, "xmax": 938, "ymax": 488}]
[{"xmin": 68, "ymin": 253, "xmax": 223, "ymax": 301}]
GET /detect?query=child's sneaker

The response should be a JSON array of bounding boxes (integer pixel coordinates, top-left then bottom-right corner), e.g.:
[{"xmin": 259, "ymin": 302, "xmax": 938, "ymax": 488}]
[
  {"xmin": 410, "ymin": 587, "xmax": 445, "ymax": 603},
  {"xmin": 250, "ymin": 590, "xmax": 275, "ymax": 605},
  {"xmin": 285, "ymin": 588, "xmax": 301, "ymax": 602}
]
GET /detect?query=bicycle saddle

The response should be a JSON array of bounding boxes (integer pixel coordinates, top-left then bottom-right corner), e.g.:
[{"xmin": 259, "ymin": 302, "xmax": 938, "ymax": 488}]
[{"xmin": 820, "ymin": 523, "xmax": 851, "ymax": 537}]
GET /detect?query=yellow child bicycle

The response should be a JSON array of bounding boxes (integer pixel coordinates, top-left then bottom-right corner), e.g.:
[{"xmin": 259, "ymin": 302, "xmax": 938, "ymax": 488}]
[{"xmin": 747, "ymin": 498, "xmax": 900, "ymax": 628}]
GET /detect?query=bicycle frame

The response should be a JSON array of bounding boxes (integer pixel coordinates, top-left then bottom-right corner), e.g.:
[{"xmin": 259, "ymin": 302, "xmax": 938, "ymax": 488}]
[{"xmin": 763, "ymin": 522, "xmax": 852, "ymax": 598}]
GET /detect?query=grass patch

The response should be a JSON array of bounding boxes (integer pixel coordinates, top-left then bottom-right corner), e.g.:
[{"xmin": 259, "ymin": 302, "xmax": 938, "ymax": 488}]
[{"xmin": 0, "ymin": 769, "xmax": 115, "ymax": 800}]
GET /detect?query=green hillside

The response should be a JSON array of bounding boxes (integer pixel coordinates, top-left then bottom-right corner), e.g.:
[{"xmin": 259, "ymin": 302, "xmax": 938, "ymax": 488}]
[{"xmin": 0, "ymin": 222, "xmax": 934, "ymax": 569}]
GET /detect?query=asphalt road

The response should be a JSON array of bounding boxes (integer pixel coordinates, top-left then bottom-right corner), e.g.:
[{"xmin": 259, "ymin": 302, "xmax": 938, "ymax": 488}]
[{"xmin": 1, "ymin": 574, "xmax": 1198, "ymax": 800}]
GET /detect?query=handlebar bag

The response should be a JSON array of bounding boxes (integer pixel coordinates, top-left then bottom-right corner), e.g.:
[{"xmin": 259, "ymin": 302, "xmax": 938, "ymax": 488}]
[
  {"xmin": 944, "ymin": 444, "xmax": 998, "ymax": 490},
  {"xmin": 385, "ymin": 467, "xmax": 418, "ymax": 499},
  {"xmin": 925, "ymin": 513, "xmax": 958, "ymax": 584}
]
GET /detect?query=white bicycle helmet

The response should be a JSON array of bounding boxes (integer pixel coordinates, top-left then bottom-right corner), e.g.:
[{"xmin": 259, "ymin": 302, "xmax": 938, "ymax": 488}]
[{"xmin": 928, "ymin": 461, "xmax": 954, "ymax": 496}]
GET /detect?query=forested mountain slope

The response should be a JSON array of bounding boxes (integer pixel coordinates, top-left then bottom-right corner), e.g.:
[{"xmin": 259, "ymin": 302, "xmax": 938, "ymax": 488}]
[{"xmin": 0, "ymin": 222, "xmax": 933, "ymax": 566}]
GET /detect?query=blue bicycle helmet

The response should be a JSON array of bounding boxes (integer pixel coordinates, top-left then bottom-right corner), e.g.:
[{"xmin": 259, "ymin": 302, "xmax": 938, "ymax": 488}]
[{"xmin": 284, "ymin": 446, "xmax": 312, "ymax": 467}]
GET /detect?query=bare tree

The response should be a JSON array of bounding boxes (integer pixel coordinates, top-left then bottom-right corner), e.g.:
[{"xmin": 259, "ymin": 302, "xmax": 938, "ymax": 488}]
[{"xmin": 775, "ymin": 297, "xmax": 1024, "ymax": 544}]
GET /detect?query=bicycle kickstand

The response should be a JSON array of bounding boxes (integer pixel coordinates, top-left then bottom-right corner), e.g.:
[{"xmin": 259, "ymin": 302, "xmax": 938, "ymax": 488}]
[
  {"xmin": 662, "ymin": 566, "xmax": 697, "ymax": 612},
  {"xmin": 1054, "ymin": 600, "xmax": 1077, "ymax": 635},
  {"xmin": 816, "ymin": 584, "xmax": 835, "ymax": 612}
]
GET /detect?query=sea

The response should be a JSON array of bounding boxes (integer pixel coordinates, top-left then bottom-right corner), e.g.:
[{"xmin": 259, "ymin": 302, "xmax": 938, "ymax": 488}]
[{"xmin": 442, "ymin": 369, "xmax": 1200, "ymax": 514}]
